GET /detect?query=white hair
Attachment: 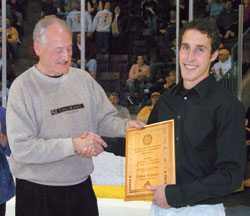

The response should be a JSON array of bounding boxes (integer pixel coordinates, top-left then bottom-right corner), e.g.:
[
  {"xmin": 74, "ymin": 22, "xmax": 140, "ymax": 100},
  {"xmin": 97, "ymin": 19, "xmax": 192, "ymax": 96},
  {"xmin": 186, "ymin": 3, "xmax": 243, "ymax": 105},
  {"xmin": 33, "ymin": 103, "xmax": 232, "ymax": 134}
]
[{"xmin": 33, "ymin": 16, "xmax": 71, "ymax": 44}]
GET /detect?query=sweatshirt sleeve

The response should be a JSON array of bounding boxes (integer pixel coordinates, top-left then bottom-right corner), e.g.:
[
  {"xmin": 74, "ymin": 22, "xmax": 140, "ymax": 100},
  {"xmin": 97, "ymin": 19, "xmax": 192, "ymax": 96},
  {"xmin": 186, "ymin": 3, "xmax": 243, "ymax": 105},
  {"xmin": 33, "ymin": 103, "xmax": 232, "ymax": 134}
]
[
  {"xmin": 6, "ymin": 81, "xmax": 75, "ymax": 165},
  {"xmin": 92, "ymin": 80, "xmax": 128, "ymax": 137}
]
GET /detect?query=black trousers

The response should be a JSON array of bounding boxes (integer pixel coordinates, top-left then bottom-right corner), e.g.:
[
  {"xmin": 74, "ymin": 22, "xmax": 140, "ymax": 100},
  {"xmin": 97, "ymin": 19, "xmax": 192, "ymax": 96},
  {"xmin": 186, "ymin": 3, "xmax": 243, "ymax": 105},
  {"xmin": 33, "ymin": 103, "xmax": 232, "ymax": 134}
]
[
  {"xmin": 16, "ymin": 176, "xmax": 98, "ymax": 216},
  {"xmin": 0, "ymin": 203, "xmax": 6, "ymax": 216}
]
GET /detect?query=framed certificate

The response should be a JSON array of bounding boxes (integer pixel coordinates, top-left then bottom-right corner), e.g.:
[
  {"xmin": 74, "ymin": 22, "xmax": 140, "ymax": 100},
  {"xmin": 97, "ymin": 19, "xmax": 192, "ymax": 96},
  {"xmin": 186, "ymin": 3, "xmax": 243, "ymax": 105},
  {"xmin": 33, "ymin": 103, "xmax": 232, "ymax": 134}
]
[{"xmin": 125, "ymin": 120, "xmax": 176, "ymax": 201}]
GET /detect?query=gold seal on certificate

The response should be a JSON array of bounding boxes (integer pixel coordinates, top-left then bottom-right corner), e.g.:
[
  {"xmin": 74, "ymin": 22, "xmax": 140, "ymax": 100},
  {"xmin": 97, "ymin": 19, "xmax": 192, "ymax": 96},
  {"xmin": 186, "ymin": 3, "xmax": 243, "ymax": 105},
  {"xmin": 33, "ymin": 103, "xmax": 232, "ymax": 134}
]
[{"xmin": 125, "ymin": 120, "xmax": 176, "ymax": 201}]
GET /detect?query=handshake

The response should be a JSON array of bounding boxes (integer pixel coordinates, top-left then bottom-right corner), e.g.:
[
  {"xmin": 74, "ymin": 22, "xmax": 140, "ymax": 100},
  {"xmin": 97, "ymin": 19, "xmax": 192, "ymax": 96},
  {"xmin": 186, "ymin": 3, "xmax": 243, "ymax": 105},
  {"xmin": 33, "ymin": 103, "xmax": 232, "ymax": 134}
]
[
  {"xmin": 72, "ymin": 132, "xmax": 107, "ymax": 158},
  {"xmin": 72, "ymin": 120, "xmax": 145, "ymax": 158}
]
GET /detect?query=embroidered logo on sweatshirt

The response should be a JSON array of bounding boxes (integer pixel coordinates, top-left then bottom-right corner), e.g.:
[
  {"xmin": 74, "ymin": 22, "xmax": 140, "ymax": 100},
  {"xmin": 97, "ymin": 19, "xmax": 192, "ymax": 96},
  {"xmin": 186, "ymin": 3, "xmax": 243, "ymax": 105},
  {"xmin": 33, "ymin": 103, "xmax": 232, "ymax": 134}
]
[{"xmin": 50, "ymin": 104, "xmax": 84, "ymax": 115}]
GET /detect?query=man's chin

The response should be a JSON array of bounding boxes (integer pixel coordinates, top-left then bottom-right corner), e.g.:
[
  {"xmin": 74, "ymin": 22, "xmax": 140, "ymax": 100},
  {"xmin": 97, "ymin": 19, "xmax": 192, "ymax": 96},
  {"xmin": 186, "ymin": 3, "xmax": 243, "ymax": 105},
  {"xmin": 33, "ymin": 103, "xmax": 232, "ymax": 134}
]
[{"xmin": 57, "ymin": 67, "xmax": 70, "ymax": 75}]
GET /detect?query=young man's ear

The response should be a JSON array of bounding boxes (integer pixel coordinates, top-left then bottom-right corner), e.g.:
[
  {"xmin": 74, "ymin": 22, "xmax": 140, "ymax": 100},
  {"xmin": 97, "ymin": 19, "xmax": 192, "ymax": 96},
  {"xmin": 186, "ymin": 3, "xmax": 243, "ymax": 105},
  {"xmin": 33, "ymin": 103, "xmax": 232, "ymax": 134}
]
[
  {"xmin": 33, "ymin": 40, "xmax": 41, "ymax": 57},
  {"xmin": 210, "ymin": 50, "xmax": 219, "ymax": 62}
]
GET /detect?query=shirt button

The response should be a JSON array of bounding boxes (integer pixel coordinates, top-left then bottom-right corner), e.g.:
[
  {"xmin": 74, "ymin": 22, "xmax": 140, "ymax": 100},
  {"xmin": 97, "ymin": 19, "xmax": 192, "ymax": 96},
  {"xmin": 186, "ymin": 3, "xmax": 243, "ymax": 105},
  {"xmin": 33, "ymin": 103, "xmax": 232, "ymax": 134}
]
[
  {"xmin": 184, "ymin": 97, "xmax": 187, "ymax": 100},
  {"xmin": 177, "ymin": 116, "xmax": 181, "ymax": 119},
  {"xmin": 176, "ymin": 137, "xmax": 179, "ymax": 141}
]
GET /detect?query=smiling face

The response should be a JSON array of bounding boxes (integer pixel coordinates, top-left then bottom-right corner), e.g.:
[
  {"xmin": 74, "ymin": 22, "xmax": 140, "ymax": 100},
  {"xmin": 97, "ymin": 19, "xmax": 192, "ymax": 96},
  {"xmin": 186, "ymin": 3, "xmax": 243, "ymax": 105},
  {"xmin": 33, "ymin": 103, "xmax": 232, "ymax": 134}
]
[
  {"xmin": 179, "ymin": 29, "xmax": 218, "ymax": 89},
  {"xmin": 34, "ymin": 23, "xmax": 73, "ymax": 76}
]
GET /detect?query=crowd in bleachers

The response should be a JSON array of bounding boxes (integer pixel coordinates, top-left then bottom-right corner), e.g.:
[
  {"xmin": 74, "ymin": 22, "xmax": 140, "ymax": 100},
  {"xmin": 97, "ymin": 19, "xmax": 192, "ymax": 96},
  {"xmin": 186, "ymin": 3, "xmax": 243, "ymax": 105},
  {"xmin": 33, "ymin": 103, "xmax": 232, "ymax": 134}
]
[
  {"xmin": 0, "ymin": 0, "xmax": 29, "ymax": 91},
  {"xmin": 0, "ymin": 0, "xmax": 250, "ymax": 113}
]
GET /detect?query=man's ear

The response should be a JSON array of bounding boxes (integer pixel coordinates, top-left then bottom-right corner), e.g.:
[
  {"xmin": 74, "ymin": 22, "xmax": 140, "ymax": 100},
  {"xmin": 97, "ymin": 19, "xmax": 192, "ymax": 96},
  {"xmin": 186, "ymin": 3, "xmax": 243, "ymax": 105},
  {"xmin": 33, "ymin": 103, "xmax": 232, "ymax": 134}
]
[
  {"xmin": 210, "ymin": 50, "xmax": 219, "ymax": 62},
  {"xmin": 33, "ymin": 40, "xmax": 41, "ymax": 56}
]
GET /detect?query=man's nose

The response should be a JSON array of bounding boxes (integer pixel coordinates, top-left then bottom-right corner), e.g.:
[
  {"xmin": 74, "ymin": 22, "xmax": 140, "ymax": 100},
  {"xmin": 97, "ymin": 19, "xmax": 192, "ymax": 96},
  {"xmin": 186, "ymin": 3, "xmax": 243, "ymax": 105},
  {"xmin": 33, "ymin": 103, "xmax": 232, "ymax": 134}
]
[{"xmin": 187, "ymin": 49, "xmax": 195, "ymax": 61}]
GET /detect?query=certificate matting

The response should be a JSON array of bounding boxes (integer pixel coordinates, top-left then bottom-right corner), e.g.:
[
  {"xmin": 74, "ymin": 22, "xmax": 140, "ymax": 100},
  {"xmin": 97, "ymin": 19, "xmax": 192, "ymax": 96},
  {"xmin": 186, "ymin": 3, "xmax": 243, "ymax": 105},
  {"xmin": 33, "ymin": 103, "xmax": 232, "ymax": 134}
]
[{"xmin": 125, "ymin": 120, "xmax": 176, "ymax": 201}]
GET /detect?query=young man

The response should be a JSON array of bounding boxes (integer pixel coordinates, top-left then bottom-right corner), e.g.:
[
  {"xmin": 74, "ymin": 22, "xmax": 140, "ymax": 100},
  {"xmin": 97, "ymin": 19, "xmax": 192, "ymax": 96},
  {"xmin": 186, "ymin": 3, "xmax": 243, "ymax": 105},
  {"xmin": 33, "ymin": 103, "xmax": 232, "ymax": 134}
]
[
  {"xmin": 6, "ymin": 16, "xmax": 144, "ymax": 216},
  {"xmin": 147, "ymin": 18, "xmax": 246, "ymax": 209},
  {"xmin": 141, "ymin": 0, "xmax": 159, "ymax": 34}
]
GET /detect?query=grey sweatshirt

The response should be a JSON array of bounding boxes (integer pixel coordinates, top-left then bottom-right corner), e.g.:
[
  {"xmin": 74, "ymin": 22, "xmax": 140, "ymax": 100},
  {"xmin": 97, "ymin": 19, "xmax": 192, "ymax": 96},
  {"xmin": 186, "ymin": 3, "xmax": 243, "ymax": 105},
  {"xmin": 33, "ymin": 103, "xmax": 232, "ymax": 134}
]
[
  {"xmin": 92, "ymin": 9, "xmax": 112, "ymax": 32},
  {"xmin": 6, "ymin": 66, "xmax": 127, "ymax": 186}
]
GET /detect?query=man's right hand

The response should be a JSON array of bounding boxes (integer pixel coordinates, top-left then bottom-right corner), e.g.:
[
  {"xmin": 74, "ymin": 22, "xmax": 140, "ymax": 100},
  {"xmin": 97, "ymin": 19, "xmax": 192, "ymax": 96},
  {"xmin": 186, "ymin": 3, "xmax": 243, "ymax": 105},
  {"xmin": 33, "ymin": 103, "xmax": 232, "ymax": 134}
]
[{"xmin": 72, "ymin": 132, "xmax": 108, "ymax": 158}]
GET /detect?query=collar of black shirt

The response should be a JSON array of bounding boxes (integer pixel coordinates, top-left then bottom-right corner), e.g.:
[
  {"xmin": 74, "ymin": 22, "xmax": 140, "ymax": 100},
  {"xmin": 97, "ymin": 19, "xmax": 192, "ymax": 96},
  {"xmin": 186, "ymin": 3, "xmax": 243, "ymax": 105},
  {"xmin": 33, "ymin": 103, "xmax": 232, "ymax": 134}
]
[{"xmin": 173, "ymin": 75, "xmax": 217, "ymax": 98}]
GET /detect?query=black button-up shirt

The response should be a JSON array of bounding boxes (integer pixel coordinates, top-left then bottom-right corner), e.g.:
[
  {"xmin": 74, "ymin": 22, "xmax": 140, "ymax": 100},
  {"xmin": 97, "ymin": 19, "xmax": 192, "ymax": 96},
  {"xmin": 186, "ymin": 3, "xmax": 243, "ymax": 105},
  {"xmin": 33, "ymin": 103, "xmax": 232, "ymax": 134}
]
[{"xmin": 148, "ymin": 75, "xmax": 246, "ymax": 207}]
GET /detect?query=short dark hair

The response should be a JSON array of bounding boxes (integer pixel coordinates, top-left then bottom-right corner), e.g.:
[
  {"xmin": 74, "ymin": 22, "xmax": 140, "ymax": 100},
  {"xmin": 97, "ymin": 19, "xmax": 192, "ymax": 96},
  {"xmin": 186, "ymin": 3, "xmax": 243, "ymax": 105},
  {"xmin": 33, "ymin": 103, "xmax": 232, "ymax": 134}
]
[{"xmin": 179, "ymin": 18, "xmax": 221, "ymax": 55}]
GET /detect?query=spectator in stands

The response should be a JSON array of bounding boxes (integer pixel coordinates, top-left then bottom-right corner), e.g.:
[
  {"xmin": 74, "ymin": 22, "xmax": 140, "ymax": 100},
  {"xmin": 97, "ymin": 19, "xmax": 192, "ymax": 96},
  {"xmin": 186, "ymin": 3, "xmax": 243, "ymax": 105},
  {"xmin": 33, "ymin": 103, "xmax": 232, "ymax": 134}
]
[
  {"xmin": 0, "ymin": 17, "xmax": 19, "ymax": 60},
  {"xmin": 136, "ymin": 92, "xmax": 160, "ymax": 123},
  {"xmin": 169, "ymin": 0, "xmax": 188, "ymax": 23},
  {"xmin": 87, "ymin": 0, "xmax": 103, "ymax": 20},
  {"xmin": 125, "ymin": 55, "xmax": 150, "ymax": 94},
  {"xmin": 92, "ymin": 1, "xmax": 112, "ymax": 55},
  {"xmin": 211, "ymin": 48, "xmax": 232, "ymax": 81},
  {"xmin": 7, "ymin": 0, "xmax": 26, "ymax": 21},
  {"xmin": 141, "ymin": 0, "xmax": 159, "ymax": 34},
  {"xmin": 111, "ymin": 5, "xmax": 132, "ymax": 54},
  {"xmin": 216, "ymin": 0, "xmax": 238, "ymax": 39},
  {"xmin": 206, "ymin": 0, "xmax": 225, "ymax": 18},
  {"xmin": 71, "ymin": 33, "xmax": 97, "ymax": 79},
  {"xmin": 53, "ymin": 0, "xmax": 65, "ymax": 14},
  {"xmin": 164, "ymin": 68, "xmax": 176, "ymax": 89},
  {"xmin": 109, "ymin": 92, "xmax": 130, "ymax": 119},
  {"xmin": 160, "ymin": 9, "xmax": 181, "ymax": 44},
  {"xmin": 208, "ymin": 15, "xmax": 217, "ymax": 25},
  {"xmin": 0, "ymin": 107, "xmax": 15, "ymax": 216},
  {"xmin": 6, "ymin": 4, "xmax": 13, "ymax": 22},
  {"xmin": 243, "ymin": 0, "xmax": 250, "ymax": 31},
  {"xmin": 41, "ymin": 0, "xmax": 57, "ymax": 18},
  {"xmin": 66, "ymin": 0, "xmax": 92, "ymax": 39},
  {"xmin": 8, "ymin": 2, "xmax": 24, "ymax": 39}
]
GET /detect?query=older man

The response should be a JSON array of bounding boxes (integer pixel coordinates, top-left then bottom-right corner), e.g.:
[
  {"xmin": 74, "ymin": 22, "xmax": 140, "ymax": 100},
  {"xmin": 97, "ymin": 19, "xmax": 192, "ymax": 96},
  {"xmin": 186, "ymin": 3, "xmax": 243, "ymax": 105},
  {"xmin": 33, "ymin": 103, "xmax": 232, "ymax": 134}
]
[{"xmin": 6, "ymin": 16, "xmax": 144, "ymax": 216}]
